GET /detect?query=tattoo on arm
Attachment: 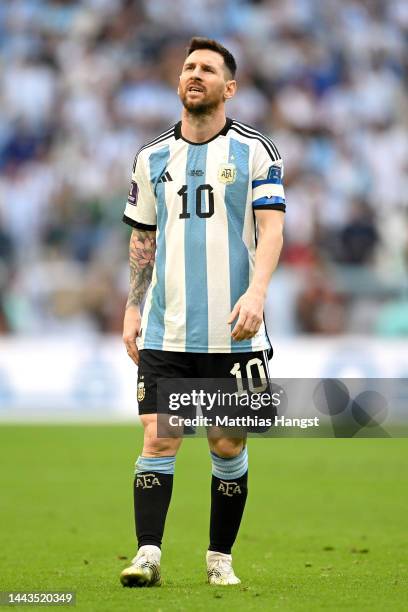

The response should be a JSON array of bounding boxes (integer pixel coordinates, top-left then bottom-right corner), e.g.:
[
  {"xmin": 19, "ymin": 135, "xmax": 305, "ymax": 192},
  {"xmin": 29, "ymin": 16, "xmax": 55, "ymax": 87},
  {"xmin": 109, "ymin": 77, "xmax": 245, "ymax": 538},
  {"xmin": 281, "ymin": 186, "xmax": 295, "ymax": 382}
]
[{"xmin": 126, "ymin": 229, "xmax": 156, "ymax": 308}]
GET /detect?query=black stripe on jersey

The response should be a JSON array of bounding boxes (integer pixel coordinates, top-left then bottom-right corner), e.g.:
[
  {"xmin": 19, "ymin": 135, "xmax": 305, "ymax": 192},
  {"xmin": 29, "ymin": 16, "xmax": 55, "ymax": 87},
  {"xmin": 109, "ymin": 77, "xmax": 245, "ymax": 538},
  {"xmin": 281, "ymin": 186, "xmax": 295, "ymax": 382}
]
[
  {"xmin": 231, "ymin": 124, "xmax": 279, "ymax": 164},
  {"xmin": 254, "ymin": 204, "xmax": 286, "ymax": 212},
  {"xmin": 237, "ymin": 121, "xmax": 281, "ymax": 159},
  {"xmin": 138, "ymin": 127, "xmax": 175, "ymax": 154},
  {"xmin": 231, "ymin": 124, "xmax": 280, "ymax": 163},
  {"xmin": 123, "ymin": 214, "xmax": 157, "ymax": 231},
  {"xmin": 132, "ymin": 126, "xmax": 176, "ymax": 172},
  {"xmin": 232, "ymin": 120, "xmax": 281, "ymax": 159},
  {"xmin": 230, "ymin": 122, "xmax": 280, "ymax": 163}
]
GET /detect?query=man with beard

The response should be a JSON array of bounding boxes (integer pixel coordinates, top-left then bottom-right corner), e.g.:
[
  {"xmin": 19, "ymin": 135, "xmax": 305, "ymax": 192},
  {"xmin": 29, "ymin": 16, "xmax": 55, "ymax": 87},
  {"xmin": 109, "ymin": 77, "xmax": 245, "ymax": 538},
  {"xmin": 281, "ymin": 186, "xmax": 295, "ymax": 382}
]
[{"xmin": 120, "ymin": 37, "xmax": 285, "ymax": 587}]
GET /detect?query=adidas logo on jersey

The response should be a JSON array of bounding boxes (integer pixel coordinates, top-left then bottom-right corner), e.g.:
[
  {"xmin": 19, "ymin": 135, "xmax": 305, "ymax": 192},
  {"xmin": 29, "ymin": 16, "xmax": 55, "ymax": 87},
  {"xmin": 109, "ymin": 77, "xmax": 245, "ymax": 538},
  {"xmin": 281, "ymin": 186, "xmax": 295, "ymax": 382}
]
[{"xmin": 158, "ymin": 171, "xmax": 173, "ymax": 183}]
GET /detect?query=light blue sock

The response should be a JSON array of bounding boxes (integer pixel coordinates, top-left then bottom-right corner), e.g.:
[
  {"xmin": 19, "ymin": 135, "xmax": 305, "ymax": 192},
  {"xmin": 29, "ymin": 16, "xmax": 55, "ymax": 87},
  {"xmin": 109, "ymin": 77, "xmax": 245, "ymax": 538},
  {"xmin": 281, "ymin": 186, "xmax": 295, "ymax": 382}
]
[
  {"xmin": 210, "ymin": 447, "xmax": 248, "ymax": 480},
  {"xmin": 135, "ymin": 455, "xmax": 176, "ymax": 475}
]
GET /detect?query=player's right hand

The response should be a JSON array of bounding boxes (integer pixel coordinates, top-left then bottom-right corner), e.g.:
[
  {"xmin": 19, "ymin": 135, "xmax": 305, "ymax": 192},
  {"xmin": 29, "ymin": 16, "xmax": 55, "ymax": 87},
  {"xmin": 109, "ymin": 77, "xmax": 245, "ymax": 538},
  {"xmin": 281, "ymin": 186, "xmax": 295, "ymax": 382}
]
[{"xmin": 123, "ymin": 305, "xmax": 141, "ymax": 365}]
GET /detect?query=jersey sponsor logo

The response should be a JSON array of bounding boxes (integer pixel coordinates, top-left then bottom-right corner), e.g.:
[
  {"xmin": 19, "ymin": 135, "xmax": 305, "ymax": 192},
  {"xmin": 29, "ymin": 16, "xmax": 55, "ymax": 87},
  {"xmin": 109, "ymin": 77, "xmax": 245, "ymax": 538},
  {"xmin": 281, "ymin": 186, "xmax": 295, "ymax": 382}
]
[
  {"xmin": 217, "ymin": 480, "xmax": 242, "ymax": 496},
  {"xmin": 158, "ymin": 171, "xmax": 173, "ymax": 183},
  {"xmin": 137, "ymin": 381, "xmax": 145, "ymax": 401},
  {"xmin": 218, "ymin": 163, "xmax": 236, "ymax": 184},
  {"xmin": 135, "ymin": 473, "xmax": 161, "ymax": 489},
  {"xmin": 127, "ymin": 181, "xmax": 138, "ymax": 206}
]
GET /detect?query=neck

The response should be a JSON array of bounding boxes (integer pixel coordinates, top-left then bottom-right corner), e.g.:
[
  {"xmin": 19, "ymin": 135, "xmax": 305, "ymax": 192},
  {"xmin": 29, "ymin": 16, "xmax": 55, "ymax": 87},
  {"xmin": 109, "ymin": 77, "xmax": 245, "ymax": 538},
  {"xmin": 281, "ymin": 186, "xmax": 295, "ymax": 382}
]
[{"xmin": 181, "ymin": 107, "xmax": 227, "ymax": 143}]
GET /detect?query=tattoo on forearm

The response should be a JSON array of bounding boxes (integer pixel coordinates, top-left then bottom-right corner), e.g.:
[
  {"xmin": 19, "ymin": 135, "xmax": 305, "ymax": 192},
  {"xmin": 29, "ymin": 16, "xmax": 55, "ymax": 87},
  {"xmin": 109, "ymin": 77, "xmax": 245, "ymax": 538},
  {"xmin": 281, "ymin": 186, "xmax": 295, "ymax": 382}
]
[{"xmin": 126, "ymin": 229, "xmax": 156, "ymax": 308}]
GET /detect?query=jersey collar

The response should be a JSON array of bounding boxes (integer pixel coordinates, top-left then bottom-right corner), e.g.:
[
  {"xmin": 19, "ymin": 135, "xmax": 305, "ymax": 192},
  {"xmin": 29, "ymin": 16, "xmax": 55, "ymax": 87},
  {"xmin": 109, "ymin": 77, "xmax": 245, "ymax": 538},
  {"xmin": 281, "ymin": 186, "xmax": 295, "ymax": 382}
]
[{"xmin": 175, "ymin": 117, "xmax": 232, "ymax": 145}]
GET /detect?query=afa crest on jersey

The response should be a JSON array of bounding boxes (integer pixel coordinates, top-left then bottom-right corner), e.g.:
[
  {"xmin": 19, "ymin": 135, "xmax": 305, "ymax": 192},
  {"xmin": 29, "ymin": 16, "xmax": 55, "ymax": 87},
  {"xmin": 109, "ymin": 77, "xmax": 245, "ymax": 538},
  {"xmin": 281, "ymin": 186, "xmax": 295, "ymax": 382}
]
[{"xmin": 218, "ymin": 163, "xmax": 236, "ymax": 184}]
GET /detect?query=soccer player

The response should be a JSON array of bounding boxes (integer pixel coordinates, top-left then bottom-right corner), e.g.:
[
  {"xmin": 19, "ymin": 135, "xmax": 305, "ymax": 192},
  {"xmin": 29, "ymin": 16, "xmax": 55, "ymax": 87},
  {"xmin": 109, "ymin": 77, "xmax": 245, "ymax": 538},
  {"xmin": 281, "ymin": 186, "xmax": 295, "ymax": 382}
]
[{"xmin": 120, "ymin": 37, "xmax": 285, "ymax": 587}]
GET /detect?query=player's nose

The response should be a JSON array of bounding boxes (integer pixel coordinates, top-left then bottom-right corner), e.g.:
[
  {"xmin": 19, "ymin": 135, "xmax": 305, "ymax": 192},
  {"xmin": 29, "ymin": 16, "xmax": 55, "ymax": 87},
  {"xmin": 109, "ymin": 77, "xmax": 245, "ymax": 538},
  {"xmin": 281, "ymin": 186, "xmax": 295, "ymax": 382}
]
[{"xmin": 191, "ymin": 66, "xmax": 203, "ymax": 78}]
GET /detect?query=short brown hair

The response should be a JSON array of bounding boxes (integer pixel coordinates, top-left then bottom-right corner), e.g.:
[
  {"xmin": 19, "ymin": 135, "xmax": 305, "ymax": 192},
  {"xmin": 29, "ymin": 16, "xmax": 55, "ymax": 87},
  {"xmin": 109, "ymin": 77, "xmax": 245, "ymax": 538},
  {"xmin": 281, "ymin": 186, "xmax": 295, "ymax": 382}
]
[{"xmin": 186, "ymin": 37, "xmax": 237, "ymax": 78}]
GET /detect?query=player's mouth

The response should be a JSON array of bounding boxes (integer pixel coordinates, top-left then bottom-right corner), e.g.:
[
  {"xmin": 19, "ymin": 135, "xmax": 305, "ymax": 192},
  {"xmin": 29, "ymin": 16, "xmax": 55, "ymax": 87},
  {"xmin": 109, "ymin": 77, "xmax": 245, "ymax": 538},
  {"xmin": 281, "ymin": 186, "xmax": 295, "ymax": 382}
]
[{"xmin": 187, "ymin": 84, "xmax": 205, "ymax": 94}]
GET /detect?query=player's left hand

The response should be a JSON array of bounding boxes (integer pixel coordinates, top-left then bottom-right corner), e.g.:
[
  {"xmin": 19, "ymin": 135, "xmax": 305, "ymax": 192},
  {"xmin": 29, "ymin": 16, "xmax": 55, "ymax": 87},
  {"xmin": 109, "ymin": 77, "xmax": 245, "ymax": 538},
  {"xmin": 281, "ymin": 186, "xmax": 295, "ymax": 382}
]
[{"xmin": 228, "ymin": 287, "xmax": 265, "ymax": 341}]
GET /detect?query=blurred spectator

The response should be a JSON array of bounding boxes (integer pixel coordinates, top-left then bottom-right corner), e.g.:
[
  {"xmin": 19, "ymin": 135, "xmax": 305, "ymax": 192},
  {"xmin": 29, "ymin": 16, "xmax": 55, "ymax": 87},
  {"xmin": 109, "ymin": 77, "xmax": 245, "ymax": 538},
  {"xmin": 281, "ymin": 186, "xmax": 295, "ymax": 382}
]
[
  {"xmin": 0, "ymin": 0, "xmax": 406, "ymax": 336},
  {"xmin": 337, "ymin": 200, "xmax": 379, "ymax": 265},
  {"xmin": 296, "ymin": 267, "xmax": 348, "ymax": 334}
]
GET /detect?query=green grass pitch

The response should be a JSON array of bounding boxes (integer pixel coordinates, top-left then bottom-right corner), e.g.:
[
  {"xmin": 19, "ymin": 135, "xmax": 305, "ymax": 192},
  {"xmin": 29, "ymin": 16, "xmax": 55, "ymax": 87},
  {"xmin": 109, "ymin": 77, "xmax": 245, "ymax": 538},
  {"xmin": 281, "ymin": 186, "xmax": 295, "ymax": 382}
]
[{"xmin": 0, "ymin": 425, "xmax": 407, "ymax": 611}]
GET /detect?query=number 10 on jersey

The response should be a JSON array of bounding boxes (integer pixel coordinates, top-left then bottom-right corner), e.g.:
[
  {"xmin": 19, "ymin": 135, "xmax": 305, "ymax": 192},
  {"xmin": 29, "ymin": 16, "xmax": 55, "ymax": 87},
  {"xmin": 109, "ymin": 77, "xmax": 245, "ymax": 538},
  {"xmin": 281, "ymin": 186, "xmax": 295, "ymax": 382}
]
[{"xmin": 177, "ymin": 184, "xmax": 214, "ymax": 219}]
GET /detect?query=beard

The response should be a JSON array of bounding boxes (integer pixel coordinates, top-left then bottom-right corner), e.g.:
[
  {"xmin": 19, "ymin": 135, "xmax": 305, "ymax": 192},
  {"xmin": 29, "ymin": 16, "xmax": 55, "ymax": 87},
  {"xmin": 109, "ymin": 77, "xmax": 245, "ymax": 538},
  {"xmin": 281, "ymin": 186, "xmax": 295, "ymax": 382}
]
[{"xmin": 179, "ymin": 88, "xmax": 223, "ymax": 116}]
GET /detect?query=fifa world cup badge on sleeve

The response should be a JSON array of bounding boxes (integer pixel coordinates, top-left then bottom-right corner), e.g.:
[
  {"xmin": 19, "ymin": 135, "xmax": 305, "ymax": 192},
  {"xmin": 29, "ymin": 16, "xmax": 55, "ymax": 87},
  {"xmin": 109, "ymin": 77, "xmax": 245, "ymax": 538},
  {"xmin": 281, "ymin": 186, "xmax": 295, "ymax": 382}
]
[
  {"xmin": 218, "ymin": 163, "xmax": 236, "ymax": 184},
  {"xmin": 127, "ymin": 181, "xmax": 139, "ymax": 206}
]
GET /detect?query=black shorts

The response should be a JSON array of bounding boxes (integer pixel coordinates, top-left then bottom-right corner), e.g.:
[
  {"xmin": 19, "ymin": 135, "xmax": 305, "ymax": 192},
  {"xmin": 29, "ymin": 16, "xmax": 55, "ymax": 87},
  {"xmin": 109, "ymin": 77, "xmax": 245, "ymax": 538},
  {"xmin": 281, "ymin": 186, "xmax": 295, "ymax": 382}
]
[{"xmin": 137, "ymin": 348, "xmax": 271, "ymax": 415}]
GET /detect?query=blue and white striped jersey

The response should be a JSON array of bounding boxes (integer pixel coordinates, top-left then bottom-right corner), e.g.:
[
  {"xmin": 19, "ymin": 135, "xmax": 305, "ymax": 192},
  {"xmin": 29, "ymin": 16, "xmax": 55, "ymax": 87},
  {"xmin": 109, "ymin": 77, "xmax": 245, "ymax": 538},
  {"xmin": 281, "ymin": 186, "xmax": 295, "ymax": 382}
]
[{"xmin": 123, "ymin": 118, "xmax": 285, "ymax": 354}]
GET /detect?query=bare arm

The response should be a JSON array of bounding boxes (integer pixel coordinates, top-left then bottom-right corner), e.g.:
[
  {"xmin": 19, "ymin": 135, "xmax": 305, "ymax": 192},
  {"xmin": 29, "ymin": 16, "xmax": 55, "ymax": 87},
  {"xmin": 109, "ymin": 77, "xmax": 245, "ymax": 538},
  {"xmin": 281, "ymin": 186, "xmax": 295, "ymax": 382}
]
[
  {"xmin": 126, "ymin": 229, "xmax": 156, "ymax": 308},
  {"xmin": 228, "ymin": 210, "xmax": 284, "ymax": 341},
  {"xmin": 123, "ymin": 228, "xmax": 156, "ymax": 364}
]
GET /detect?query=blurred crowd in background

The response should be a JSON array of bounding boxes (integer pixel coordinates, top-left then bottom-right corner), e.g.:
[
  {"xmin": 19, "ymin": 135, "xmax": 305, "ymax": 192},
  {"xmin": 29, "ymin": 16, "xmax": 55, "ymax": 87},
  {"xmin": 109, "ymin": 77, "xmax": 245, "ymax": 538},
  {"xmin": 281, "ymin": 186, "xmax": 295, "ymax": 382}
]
[{"xmin": 0, "ymin": 0, "xmax": 407, "ymax": 337}]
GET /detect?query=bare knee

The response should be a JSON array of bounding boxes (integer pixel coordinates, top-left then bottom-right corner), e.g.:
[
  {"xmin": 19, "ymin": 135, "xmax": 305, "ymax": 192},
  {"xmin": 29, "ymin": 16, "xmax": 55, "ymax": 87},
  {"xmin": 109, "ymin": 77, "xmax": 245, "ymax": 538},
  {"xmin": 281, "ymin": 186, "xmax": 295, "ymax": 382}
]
[
  {"xmin": 209, "ymin": 437, "xmax": 244, "ymax": 458},
  {"xmin": 143, "ymin": 436, "xmax": 180, "ymax": 457},
  {"xmin": 141, "ymin": 414, "xmax": 182, "ymax": 457}
]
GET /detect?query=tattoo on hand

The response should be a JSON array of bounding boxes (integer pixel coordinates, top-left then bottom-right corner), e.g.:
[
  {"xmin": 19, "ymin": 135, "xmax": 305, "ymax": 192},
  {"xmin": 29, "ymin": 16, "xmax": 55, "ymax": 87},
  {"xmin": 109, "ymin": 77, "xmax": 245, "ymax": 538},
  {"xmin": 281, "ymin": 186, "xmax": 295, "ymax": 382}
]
[{"xmin": 126, "ymin": 229, "xmax": 156, "ymax": 308}]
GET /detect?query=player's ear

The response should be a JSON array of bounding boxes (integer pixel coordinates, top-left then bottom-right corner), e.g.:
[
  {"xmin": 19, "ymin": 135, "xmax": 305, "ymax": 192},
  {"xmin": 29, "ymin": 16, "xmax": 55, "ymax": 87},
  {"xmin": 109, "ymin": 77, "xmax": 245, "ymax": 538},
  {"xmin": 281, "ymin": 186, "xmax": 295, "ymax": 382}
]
[{"xmin": 224, "ymin": 80, "xmax": 237, "ymax": 101}]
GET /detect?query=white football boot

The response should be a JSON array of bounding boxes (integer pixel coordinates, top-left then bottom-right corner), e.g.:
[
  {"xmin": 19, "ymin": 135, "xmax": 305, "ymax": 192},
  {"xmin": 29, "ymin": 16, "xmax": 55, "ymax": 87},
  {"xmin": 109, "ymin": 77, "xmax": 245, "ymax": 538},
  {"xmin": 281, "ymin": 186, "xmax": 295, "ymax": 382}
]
[
  {"xmin": 207, "ymin": 550, "xmax": 241, "ymax": 585},
  {"xmin": 120, "ymin": 545, "xmax": 161, "ymax": 587}
]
